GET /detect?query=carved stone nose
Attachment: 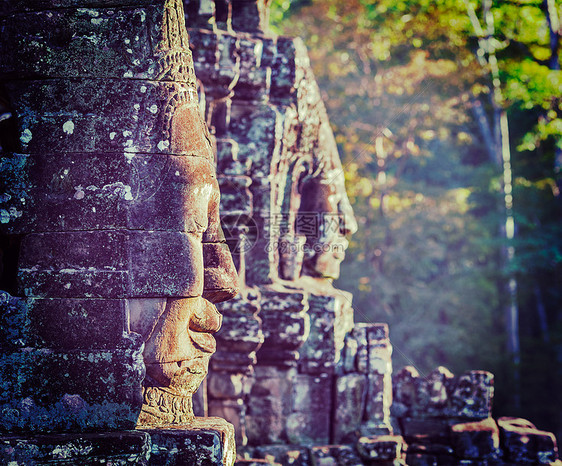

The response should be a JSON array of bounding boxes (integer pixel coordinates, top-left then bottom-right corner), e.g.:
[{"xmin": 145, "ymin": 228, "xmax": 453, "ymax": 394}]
[
  {"xmin": 202, "ymin": 242, "xmax": 240, "ymax": 303},
  {"xmin": 339, "ymin": 195, "xmax": 358, "ymax": 236}
]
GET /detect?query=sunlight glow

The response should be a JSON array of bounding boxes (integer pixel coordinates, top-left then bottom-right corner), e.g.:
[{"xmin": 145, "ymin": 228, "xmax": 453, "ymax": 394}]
[{"xmin": 506, "ymin": 216, "xmax": 515, "ymax": 240}]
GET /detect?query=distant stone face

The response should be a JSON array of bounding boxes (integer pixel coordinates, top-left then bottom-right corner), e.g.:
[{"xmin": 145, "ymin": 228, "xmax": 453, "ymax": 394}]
[
  {"xmin": 297, "ymin": 122, "xmax": 358, "ymax": 281},
  {"xmin": 0, "ymin": 0, "xmax": 238, "ymax": 432},
  {"xmin": 185, "ymin": 0, "xmax": 387, "ymax": 453}
]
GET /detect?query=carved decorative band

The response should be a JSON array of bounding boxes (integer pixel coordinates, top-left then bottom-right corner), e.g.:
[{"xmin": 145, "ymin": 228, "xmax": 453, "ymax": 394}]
[{"xmin": 138, "ymin": 386, "xmax": 194, "ymax": 426}]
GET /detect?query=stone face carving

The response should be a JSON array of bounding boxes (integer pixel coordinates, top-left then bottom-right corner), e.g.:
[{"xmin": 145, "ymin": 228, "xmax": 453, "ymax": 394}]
[
  {"xmin": 297, "ymin": 122, "xmax": 358, "ymax": 281},
  {"xmin": 185, "ymin": 1, "xmax": 384, "ymax": 453},
  {"xmin": 0, "ymin": 0, "xmax": 238, "ymax": 432}
]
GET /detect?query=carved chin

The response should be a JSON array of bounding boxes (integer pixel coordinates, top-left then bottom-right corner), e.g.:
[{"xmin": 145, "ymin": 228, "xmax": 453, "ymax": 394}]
[
  {"xmin": 305, "ymin": 250, "xmax": 345, "ymax": 279},
  {"xmin": 145, "ymin": 354, "xmax": 212, "ymax": 396}
]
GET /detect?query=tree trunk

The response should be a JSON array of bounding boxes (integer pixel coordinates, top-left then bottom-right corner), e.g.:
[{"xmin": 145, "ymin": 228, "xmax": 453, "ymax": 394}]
[
  {"xmin": 465, "ymin": 0, "xmax": 521, "ymax": 410},
  {"xmin": 534, "ymin": 283, "xmax": 550, "ymax": 344}
]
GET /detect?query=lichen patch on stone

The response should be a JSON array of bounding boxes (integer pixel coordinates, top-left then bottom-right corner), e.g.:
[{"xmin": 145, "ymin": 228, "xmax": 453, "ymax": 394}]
[
  {"xmin": 20, "ymin": 128, "xmax": 32, "ymax": 144},
  {"xmin": 62, "ymin": 120, "xmax": 75, "ymax": 135}
]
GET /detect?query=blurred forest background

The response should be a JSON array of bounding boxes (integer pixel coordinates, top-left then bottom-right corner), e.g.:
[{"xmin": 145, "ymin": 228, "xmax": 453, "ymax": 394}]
[{"xmin": 270, "ymin": 0, "xmax": 562, "ymax": 438}]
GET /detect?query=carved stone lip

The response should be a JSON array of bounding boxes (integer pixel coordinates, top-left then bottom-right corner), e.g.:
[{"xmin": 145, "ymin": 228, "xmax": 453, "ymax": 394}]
[
  {"xmin": 190, "ymin": 299, "xmax": 222, "ymax": 334},
  {"xmin": 332, "ymin": 249, "xmax": 345, "ymax": 261},
  {"xmin": 176, "ymin": 355, "xmax": 209, "ymax": 375},
  {"xmin": 189, "ymin": 330, "xmax": 217, "ymax": 354}
]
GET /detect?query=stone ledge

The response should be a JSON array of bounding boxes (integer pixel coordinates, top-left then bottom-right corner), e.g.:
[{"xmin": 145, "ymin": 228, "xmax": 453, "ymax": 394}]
[
  {"xmin": 142, "ymin": 417, "xmax": 236, "ymax": 466},
  {"xmin": 0, "ymin": 430, "xmax": 150, "ymax": 465},
  {"xmin": 0, "ymin": 420, "xmax": 236, "ymax": 465}
]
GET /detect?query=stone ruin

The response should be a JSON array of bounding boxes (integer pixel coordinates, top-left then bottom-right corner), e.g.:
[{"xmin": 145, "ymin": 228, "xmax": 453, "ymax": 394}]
[{"xmin": 0, "ymin": 0, "xmax": 560, "ymax": 465}]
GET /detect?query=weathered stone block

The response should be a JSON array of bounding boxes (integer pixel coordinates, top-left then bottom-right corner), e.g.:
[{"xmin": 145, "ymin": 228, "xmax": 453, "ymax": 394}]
[
  {"xmin": 210, "ymin": 98, "xmax": 232, "ymax": 137},
  {"xmin": 257, "ymin": 289, "xmax": 309, "ymax": 366},
  {"xmin": 362, "ymin": 324, "xmax": 393, "ymax": 435},
  {"xmin": 401, "ymin": 418, "xmax": 454, "ymax": 445},
  {"xmin": 228, "ymin": 103, "xmax": 279, "ymax": 175},
  {"xmin": 310, "ymin": 444, "xmax": 363, "ymax": 466},
  {"xmin": 213, "ymin": 292, "xmax": 263, "ymax": 371},
  {"xmin": 416, "ymin": 366, "xmax": 454, "ymax": 417},
  {"xmin": 4, "ymin": 298, "xmax": 131, "ymax": 351},
  {"xmin": 216, "ymin": 138, "xmax": 251, "ymax": 177},
  {"xmin": 1, "ymin": 152, "xmax": 219, "ymax": 235},
  {"xmin": 234, "ymin": 458, "xmax": 281, "ymax": 466},
  {"xmin": 276, "ymin": 234, "xmax": 306, "ymax": 281},
  {"xmin": 0, "ymin": 293, "xmax": 28, "ymax": 350},
  {"xmin": 449, "ymin": 371, "xmax": 493, "ymax": 420},
  {"xmin": 208, "ymin": 372, "xmax": 253, "ymax": 400},
  {"xmin": 260, "ymin": 37, "xmax": 278, "ymax": 68},
  {"xmin": 231, "ymin": 0, "xmax": 270, "ymax": 33},
  {"xmin": 192, "ymin": 379, "xmax": 207, "ymax": 418},
  {"xmin": 246, "ymin": 395, "xmax": 286, "ymax": 446},
  {"xmin": 356, "ymin": 434, "xmax": 405, "ymax": 463},
  {"xmin": 217, "ymin": 287, "xmax": 261, "ymax": 317},
  {"xmin": 219, "ymin": 175, "xmax": 253, "ymax": 215},
  {"xmin": 0, "ymin": 0, "xmax": 157, "ymax": 16},
  {"xmin": 18, "ymin": 230, "xmax": 204, "ymax": 298},
  {"xmin": 366, "ymin": 323, "xmax": 391, "ymax": 375},
  {"xmin": 244, "ymin": 237, "xmax": 275, "ymax": 286},
  {"xmin": 351, "ymin": 324, "xmax": 369, "ymax": 374},
  {"xmin": 333, "ymin": 373, "xmax": 368, "ymax": 444},
  {"xmin": 4, "ymin": 79, "xmax": 209, "ymax": 159},
  {"xmin": 298, "ymin": 292, "xmax": 354, "ymax": 374},
  {"xmin": 234, "ymin": 45, "xmax": 270, "ymax": 100},
  {"xmin": 144, "ymin": 417, "xmax": 236, "ymax": 466},
  {"xmin": 405, "ymin": 443, "xmax": 455, "ymax": 466},
  {"xmin": 253, "ymin": 444, "xmax": 310, "ymax": 466},
  {"xmin": 498, "ymin": 417, "xmax": 559, "ymax": 464},
  {"xmin": 297, "ymin": 109, "xmax": 322, "ymax": 153},
  {"xmin": 188, "ymin": 28, "xmax": 219, "ymax": 83},
  {"xmin": 0, "ymin": 346, "xmax": 144, "ymax": 432},
  {"xmin": 246, "ymin": 367, "xmax": 296, "ymax": 445},
  {"xmin": 270, "ymin": 37, "xmax": 301, "ymax": 100},
  {"xmin": 0, "ymin": 430, "xmax": 151, "ymax": 465},
  {"xmin": 212, "ymin": 0, "xmax": 228, "ymax": 31},
  {"xmin": 250, "ymin": 366, "xmax": 295, "ymax": 398},
  {"xmin": 341, "ymin": 334, "xmax": 359, "ymax": 374},
  {"xmin": 450, "ymin": 417, "xmax": 500, "ymax": 459},
  {"xmin": 0, "ymin": 153, "xmax": 29, "ymax": 229},
  {"xmin": 0, "ymin": 4, "xmax": 195, "ymax": 83},
  {"xmin": 392, "ymin": 366, "xmax": 419, "ymax": 419},
  {"xmin": 287, "ymin": 373, "xmax": 332, "ymax": 445},
  {"xmin": 211, "ymin": 351, "xmax": 258, "ymax": 373},
  {"xmin": 215, "ymin": 314, "xmax": 263, "ymax": 354},
  {"xmin": 216, "ymin": 33, "xmax": 240, "ymax": 87},
  {"xmin": 364, "ymin": 373, "xmax": 390, "ymax": 432},
  {"xmin": 235, "ymin": 459, "xmax": 280, "ymax": 466},
  {"xmin": 403, "ymin": 452, "xmax": 434, "ymax": 466},
  {"xmin": 208, "ymin": 397, "xmax": 248, "ymax": 447}
]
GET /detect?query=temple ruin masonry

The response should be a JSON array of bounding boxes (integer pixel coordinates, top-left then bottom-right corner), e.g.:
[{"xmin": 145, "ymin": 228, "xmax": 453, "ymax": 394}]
[
  {"xmin": 0, "ymin": 0, "xmax": 560, "ymax": 465},
  {"xmin": 185, "ymin": 1, "xmax": 560, "ymax": 464}
]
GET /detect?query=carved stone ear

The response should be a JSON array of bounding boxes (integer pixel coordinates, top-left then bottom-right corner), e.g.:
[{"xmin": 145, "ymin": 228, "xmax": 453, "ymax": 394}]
[{"xmin": 170, "ymin": 103, "xmax": 214, "ymax": 159}]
